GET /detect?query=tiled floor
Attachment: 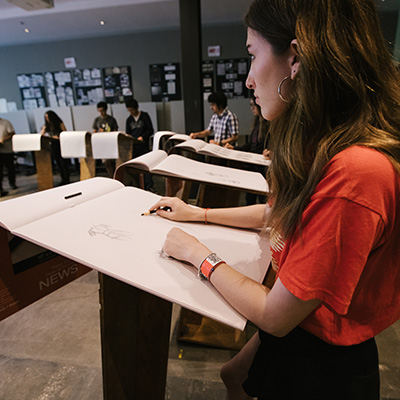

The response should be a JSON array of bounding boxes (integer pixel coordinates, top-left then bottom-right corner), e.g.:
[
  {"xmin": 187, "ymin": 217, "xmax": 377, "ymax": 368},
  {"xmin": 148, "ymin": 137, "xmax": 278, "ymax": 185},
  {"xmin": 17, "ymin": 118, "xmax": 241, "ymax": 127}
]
[{"xmin": 0, "ymin": 166, "xmax": 399, "ymax": 399}]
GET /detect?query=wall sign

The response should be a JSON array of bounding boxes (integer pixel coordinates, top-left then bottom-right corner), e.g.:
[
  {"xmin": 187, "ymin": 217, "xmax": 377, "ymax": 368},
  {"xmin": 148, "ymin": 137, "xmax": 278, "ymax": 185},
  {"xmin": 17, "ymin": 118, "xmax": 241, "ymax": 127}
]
[
  {"xmin": 64, "ymin": 57, "xmax": 77, "ymax": 69},
  {"xmin": 207, "ymin": 45, "xmax": 220, "ymax": 57}
]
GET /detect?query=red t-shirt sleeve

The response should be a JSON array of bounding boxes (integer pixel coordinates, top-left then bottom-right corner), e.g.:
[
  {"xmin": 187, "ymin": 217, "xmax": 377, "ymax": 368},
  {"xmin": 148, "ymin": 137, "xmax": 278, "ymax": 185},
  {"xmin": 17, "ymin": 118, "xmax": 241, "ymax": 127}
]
[{"xmin": 278, "ymin": 196, "xmax": 384, "ymax": 315}]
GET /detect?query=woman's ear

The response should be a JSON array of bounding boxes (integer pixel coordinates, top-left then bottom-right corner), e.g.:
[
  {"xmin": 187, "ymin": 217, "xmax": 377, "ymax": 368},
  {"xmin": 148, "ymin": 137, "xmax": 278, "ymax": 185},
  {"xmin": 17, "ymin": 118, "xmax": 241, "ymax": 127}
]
[{"xmin": 289, "ymin": 39, "xmax": 300, "ymax": 80}]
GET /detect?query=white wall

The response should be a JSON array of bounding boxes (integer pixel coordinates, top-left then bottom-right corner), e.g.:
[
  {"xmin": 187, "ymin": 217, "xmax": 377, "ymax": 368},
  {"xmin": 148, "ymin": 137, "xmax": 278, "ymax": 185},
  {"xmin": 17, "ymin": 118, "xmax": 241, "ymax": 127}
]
[
  {"xmin": 169, "ymin": 101, "xmax": 185, "ymax": 134},
  {"xmin": 71, "ymin": 105, "xmax": 97, "ymax": 132},
  {"xmin": 0, "ymin": 111, "xmax": 30, "ymax": 134}
]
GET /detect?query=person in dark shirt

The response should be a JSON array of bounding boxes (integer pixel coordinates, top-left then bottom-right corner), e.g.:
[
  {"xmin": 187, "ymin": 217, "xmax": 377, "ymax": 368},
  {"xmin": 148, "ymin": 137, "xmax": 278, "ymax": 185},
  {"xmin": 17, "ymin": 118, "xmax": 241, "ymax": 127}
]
[
  {"xmin": 225, "ymin": 97, "xmax": 270, "ymax": 204},
  {"xmin": 125, "ymin": 98, "xmax": 155, "ymax": 191},
  {"xmin": 125, "ymin": 99, "xmax": 154, "ymax": 157},
  {"xmin": 92, "ymin": 101, "xmax": 119, "ymax": 178},
  {"xmin": 92, "ymin": 101, "xmax": 118, "ymax": 133},
  {"xmin": 40, "ymin": 110, "xmax": 70, "ymax": 186}
]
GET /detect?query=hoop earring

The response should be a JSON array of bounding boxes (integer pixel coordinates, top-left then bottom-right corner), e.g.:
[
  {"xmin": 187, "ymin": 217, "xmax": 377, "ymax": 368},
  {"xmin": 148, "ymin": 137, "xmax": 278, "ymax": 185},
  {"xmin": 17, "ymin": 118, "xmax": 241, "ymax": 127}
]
[{"xmin": 278, "ymin": 76, "xmax": 290, "ymax": 103}]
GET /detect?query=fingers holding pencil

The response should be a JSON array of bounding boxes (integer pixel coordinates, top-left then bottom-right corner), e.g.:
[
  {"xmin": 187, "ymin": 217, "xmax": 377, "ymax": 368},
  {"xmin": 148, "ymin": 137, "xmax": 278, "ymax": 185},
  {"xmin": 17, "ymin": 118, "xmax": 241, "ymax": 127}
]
[
  {"xmin": 141, "ymin": 206, "xmax": 171, "ymax": 216},
  {"xmin": 145, "ymin": 197, "xmax": 200, "ymax": 222}
]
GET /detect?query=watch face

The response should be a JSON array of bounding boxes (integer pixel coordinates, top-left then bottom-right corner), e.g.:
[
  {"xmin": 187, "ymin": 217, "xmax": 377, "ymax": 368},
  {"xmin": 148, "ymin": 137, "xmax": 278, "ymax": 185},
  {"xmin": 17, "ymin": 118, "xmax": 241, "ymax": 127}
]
[
  {"xmin": 199, "ymin": 253, "xmax": 224, "ymax": 281},
  {"xmin": 208, "ymin": 253, "xmax": 221, "ymax": 265}
]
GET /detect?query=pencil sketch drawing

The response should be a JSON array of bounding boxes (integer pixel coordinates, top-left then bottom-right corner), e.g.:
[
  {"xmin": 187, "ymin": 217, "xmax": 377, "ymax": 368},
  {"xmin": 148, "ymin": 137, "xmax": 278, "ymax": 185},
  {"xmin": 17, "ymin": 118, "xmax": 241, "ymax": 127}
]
[{"xmin": 88, "ymin": 224, "xmax": 135, "ymax": 241}]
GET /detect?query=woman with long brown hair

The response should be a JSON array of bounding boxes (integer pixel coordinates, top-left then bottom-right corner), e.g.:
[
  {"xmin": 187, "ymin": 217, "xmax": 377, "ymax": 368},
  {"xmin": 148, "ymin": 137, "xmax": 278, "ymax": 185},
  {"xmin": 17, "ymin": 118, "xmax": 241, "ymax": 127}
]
[
  {"xmin": 149, "ymin": 0, "xmax": 400, "ymax": 398},
  {"xmin": 40, "ymin": 110, "xmax": 70, "ymax": 185},
  {"xmin": 225, "ymin": 95, "xmax": 270, "ymax": 205}
]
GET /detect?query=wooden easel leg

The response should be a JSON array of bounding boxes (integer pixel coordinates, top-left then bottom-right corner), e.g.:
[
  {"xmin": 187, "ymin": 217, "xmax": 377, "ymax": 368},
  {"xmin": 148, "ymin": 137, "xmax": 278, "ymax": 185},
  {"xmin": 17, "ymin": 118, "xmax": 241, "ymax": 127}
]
[
  {"xmin": 98, "ymin": 273, "xmax": 172, "ymax": 400},
  {"xmin": 165, "ymin": 177, "xmax": 183, "ymax": 197},
  {"xmin": 35, "ymin": 149, "xmax": 53, "ymax": 191},
  {"xmin": 196, "ymin": 184, "xmax": 241, "ymax": 208},
  {"xmin": 80, "ymin": 158, "xmax": 95, "ymax": 180}
]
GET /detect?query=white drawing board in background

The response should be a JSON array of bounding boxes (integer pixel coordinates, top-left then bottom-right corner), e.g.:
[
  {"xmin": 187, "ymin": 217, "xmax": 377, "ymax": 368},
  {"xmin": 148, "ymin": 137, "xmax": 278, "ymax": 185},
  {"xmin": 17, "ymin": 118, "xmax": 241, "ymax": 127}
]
[
  {"xmin": 12, "ymin": 133, "xmax": 42, "ymax": 152},
  {"xmin": 91, "ymin": 131, "xmax": 122, "ymax": 159},
  {"xmin": 60, "ymin": 131, "xmax": 90, "ymax": 158},
  {"xmin": 116, "ymin": 150, "xmax": 269, "ymax": 194},
  {"xmin": 152, "ymin": 131, "xmax": 188, "ymax": 151}
]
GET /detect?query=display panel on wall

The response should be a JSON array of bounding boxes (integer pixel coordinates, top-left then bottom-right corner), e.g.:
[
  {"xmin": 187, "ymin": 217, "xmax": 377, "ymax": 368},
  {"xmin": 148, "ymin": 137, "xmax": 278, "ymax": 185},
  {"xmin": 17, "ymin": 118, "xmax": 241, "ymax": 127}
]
[
  {"xmin": 215, "ymin": 58, "xmax": 250, "ymax": 99},
  {"xmin": 149, "ymin": 63, "xmax": 181, "ymax": 102},
  {"xmin": 103, "ymin": 66, "xmax": 133, "ymax": 104},
  {"xmin": 202, "ymin": 61, "xmax": 215, "ymax": 100},
  {"xmin": 45, "ymin": 71, "xmax": 75, "ymax": 108},
  {"xmin": 17, "ymin": 73, "xmax": 48, "ymax": 110},
  {"xmin": 73, "ymin": 68, "xmax": 104, "ymax": 105}
]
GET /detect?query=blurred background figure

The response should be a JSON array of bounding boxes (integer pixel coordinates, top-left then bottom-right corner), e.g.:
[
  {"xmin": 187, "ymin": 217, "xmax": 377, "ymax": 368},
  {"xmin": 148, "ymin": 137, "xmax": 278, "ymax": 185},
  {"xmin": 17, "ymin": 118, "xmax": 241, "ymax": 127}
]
[
  {"xmin": 125, "ymin": 98, "xmax": 155, "ymax": 191},
  {"xmin": 92, "ymin": 101, "xmax": 119, "ymax": 178},
  {"xmin": 0, "ymin": 117, "xmax": 16, "ymax": 197},
  {"xmin": 40, "ymin": 110, "xmax": 70, "ymax": 186},
  {"xmin": 92, "ymin": 101, "xmax": 118, "ymax": 133},
  {"xmin": 225, "ymin": 96, "xmax": 270, "ymax": 204},
  {"xmin": 190, "ymin": 91, "xmax": 239, "ymax": 146}
]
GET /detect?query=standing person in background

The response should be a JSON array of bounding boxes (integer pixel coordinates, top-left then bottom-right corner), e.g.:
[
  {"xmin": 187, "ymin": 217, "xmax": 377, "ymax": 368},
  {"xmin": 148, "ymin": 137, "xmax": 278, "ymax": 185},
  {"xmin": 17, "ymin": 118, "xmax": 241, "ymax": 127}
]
[
  {"xmin": 225, "ymin": 96, "xmax": 270, "ymax": 204},
  {"xmin": 92, "ymin": 101, "xmax": 119, "ymax": 178},
  {"xmin": 92, "ymin": 101, "xmax": 118, "ymax": 133},
  {"xmin": 190, "ymin": 91, "xmax": 239, "ymax": 146},
  {"xmin": 125, "ymin": 98, "xmax": 155, "ymax": 191},
  {"xmin": 40, "ymin": 111, "xmax": 70, "ymax": 186},
  {"xmin": 0, "ymin": 117, "xmax": 16, "ymax": 197},
  {"xmin": 150, "ymin": 0, "xmax": 400, "ymax": 399}
]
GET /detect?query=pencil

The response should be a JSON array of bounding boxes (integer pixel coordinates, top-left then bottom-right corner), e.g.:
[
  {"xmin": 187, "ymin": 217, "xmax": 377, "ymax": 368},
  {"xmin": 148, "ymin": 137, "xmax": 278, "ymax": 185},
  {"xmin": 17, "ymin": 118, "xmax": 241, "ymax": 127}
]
[{"xmin": 141, "ymin": 206, "xmax": 171, "ymax": 216}]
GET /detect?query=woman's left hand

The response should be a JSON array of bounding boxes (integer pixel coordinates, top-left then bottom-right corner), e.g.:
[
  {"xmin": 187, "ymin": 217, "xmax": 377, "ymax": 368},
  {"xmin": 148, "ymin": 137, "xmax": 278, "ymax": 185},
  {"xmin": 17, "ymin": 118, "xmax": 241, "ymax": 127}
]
[{"xmin": 163, "ymin": 227, "xmax": 212, "ymax": 268}]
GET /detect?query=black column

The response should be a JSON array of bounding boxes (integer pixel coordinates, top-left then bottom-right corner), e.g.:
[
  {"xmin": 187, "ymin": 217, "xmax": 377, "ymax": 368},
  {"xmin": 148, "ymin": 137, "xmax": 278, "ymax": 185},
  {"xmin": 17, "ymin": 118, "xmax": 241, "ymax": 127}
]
[{"xmin": 179, "ymin": 0, "xmax": 204, "ymax": 133}]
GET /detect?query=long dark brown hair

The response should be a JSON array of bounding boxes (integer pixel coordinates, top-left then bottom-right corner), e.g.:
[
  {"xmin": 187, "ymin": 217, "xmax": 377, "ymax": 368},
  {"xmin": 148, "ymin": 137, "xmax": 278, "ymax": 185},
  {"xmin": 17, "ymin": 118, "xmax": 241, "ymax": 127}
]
[
  {"xmin": 245, "ymin": 0, "xmax": 400, "ymax": 238},
  {"xmin": 250, "ymin": 95, "xmax": 270, "ymax": 146},
  {"xmin": 44, "ymin": 110, "xmax": 64, "ymax": 135}
]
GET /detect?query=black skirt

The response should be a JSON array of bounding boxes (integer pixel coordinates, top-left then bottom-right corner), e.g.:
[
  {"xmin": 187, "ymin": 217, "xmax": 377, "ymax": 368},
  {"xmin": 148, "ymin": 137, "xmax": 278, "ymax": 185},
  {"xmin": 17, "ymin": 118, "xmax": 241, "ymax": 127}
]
[{"xmin": 242, "ymin": 327, "xmax": 380, "ymax": 400}]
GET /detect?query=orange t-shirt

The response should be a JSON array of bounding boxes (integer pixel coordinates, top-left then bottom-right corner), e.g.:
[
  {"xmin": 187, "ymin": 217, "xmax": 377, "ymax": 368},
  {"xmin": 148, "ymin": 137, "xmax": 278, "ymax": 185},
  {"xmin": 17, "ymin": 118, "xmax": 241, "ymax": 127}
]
[{"xmin": 274, "ymin": 146, "xmax": 400, "ymax": 345}]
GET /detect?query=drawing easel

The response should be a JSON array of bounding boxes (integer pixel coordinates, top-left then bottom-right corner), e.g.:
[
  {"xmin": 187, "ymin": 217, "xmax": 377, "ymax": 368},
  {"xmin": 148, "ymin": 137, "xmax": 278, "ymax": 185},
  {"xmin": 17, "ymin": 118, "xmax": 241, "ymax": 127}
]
[
  {"xmin": 98, "ymin": 163, "xmax": 268, "ymax": 399},
  {"xmin": 12, "ymin": 133, "xmax": 54, "ymax": 191},
  {"xmin": 91, "ymin": 131, "xmax": 136, "ymax": 178},
  {"xmin": 80, "ymin": 132, "xmax": 95, "ymax": 180},
  {"xmin": 0, "ymin": 157, "xmax": 269, "ymax": 399},
  {"xmin": 60, "ymin": 131, "xmax": 95, "ymax": 180},
  {"xmin": 60, "ymin": 131, "xmax": 137, "ymax": 181}
]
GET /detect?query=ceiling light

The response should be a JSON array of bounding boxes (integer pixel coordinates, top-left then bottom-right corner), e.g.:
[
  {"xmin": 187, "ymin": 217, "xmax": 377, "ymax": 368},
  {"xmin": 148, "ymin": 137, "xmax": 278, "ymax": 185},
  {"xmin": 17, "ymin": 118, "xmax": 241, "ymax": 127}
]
[
  {"xmin": 100, "ymin": 20, "xmax": 106, "ymax": 26},
  {"xmin": 24, "ymin": 28, "xmax": 30, "ymax": 33}
]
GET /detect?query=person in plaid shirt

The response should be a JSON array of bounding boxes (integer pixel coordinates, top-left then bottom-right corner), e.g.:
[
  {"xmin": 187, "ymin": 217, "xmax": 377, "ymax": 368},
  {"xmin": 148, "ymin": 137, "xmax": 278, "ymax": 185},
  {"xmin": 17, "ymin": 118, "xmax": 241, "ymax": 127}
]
[{"xmin": 190, "ymin": 91, "xmax": 239, "ymax": 146}]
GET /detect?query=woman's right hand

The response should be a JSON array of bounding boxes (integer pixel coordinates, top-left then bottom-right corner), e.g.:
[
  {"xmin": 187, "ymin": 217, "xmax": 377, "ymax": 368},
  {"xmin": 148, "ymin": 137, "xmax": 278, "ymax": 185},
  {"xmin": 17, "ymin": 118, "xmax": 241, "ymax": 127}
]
[
  {"xmin": 263, "ymin": 149, "xmax": 271, "ymax": 160},
  {"xmin": 149, "ymin": 197, "xmax": 202, "ymax": 222},
  {"xmin": 163, "ymin": 227, "xmax": 211, "ymax": 268}
]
